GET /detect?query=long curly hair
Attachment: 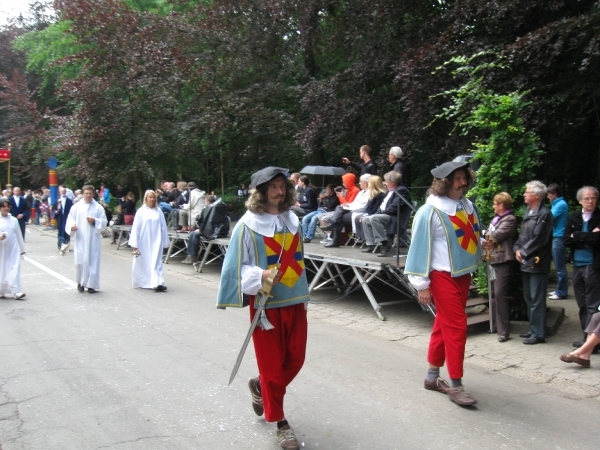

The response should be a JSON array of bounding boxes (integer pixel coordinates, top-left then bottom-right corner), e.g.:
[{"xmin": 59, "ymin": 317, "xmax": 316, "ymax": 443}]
[
  {"xmin": 246, "ymin": 176, "xmax": 296, "ymax": 214},
  {"xmin": 429, "ymin": 168, "xmax": 475, "ymax": 197}
]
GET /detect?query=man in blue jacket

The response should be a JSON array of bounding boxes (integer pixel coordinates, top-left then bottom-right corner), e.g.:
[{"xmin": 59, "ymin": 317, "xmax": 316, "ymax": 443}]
[
  {"xmin": 547, "ymin": 184, "xmax": 569, "ymax": 299},
  {"xmin": 9, "ymin": 187, "xmax": 30, "ymax": 240}
]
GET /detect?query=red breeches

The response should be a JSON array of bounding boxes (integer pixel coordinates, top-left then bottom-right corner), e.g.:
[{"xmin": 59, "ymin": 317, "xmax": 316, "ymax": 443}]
[
  {"xmin": 250, "ymin": 302, "xmax": 307, "ymax": 422},
  {"xmin": 427, "ymin": 271, "xmax": 471, "ymax": 379}
]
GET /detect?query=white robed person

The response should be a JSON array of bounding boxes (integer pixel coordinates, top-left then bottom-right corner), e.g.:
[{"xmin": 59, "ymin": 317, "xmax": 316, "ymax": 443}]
[
  {"xmin": 0, "ymin": 197, "xmax": 26, "ymax": 299},
  {"xmin": 65, "ymin": 184, "xmax": 108, "ymax": 293},
  {"xmin": 129, "ymin": 190, "xmax": 170, "ymax": 291}
]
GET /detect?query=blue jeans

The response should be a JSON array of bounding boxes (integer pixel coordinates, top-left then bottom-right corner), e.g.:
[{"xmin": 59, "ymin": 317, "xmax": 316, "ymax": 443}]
[
  {"xmin": 159, "ymin": 202, "xmax": 173, "ymax": 213},
  {"xmin": 302, "ymin": 209, "xmax": 325, "ymax": 239},
  {"xmin": 552, "ymin": 237, "xmax": 568, "ymax": 297},
  {"xmin": 522, "ymin": 272, "xmax": 548, "ymax": 339}
]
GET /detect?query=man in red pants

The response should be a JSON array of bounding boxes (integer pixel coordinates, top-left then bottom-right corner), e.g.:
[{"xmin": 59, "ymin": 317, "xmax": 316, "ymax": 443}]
[
  {"xmin": 404, "ymin": 161, "xmax": 482, "ymax": 406},
  {"xmin": 217, "ymin": 167, "xmax": 310, "ymax": 449}
]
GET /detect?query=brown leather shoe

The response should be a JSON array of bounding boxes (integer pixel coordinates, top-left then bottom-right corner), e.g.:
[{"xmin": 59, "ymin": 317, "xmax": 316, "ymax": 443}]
[
  {"xmin": 424, "ymin": 377, "xmax": 451, "ymax": 394},
  {"xmin": 248, "ymin": 377, "xmax": 264, "ymax": 416},
  {"xmin": 560, "ymin": 353, "xmax": 591, "ymax": 368},
  {"xmin": 276, "ymin": 425, "xmax": 299, "ymax": 450},
  {"xmin": 447, "ymin": 386, "xmax": 477, "ymax": 406}
]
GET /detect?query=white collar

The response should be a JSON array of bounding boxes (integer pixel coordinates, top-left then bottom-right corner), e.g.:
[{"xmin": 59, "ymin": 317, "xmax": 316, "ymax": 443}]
[
  {"xmin": 240, "ymin": 210, "xmax": 298, "ymax": 237},
  {"xmin": 427, "ymin": 195, "xmax": 473, "ymax": 216}
]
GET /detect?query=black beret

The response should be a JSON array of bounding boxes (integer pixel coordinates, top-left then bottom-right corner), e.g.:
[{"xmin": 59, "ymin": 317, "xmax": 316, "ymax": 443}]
[
  {"xmin": 251, "ymin": 167, "xmax": 289, "ymax": 188},
  {"xmin": 431, "ymin": 161, "xmax": 470, "ymax": 179}
]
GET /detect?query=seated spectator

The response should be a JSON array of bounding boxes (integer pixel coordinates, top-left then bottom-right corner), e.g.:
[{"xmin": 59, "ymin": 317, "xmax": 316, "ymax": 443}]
[
  {"xmin": 177, "ymin": 182, "xmax": 206, "ymax": 231},
  {"xmin": 323, "ymin": 174, "xmax": 371, "ymax": 247},
  {"xmin": 291, "ymin": 175, "xmax": 318, "ymax": 218},
  {"xmin": 182, "ymin": 195, "xmax": 230, "ymax": 264},
  {"xmin": 302, "ymin": 184, "xmax": 340, "ymax": 243},
  {"xmin": 560, "ymin": 311, "xmax": 600, "ymax": 368},
  {"xmin": 354, "ymin": 176, "xmax": 387, "ymax": 242},
  {"xmin": 237, "ymin": 183, "xmax": 248, "ymax": 199},
  {"xmin": 159, "ymin": 182, "xmax": 178, "ymax": 213},
  {"xmin": 110, "ymin": 192, "xmax": 136, "ymax": 244},
  {"xmin": 167, "ymin": 182, "xmax": 191, "ymax": 228},
  {"xmin": 361, "ymin": 171, "xmax": 411, "ymax": 257}
]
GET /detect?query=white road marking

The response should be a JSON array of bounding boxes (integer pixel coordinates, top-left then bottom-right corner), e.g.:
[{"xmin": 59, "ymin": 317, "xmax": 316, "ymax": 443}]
[{"xmin": 23, "ymin": 256, "xmax": 78, "ymax": 288}]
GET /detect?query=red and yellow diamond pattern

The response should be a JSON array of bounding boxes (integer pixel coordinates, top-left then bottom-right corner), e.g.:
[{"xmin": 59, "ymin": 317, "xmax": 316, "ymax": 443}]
[
  {"xmin": 449, "ymin": 210, "xmax": 480, "ymax": 254},
  {"xmin": 263, "ymin": 232, "xmax": 304, "ymax": 288}
]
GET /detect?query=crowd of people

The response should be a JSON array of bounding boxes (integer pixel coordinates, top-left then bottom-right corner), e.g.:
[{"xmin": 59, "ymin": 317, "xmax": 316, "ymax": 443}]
[{"xmin": 2, "ymin": 146, "xmax": 600, "ymax": 450}]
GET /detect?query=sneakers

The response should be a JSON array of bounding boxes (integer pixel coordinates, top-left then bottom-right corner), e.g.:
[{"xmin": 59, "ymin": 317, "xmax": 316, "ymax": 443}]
[
  {"xmin": 277, "ymin": 426, "xmax": 299, "ymax": 450},
  {"xmin": 447, "ymin": 386, "xmax": 477, "ymax": 406},
  {"xmin": 13, "ymin": 293, "xmax": 26, "ymax": 300},
  {"xmin": 182, "ymin": 257, "xmax": 197, "ymax": 265},
  {"xmin": 424, "ymin": 377, "xmax": 451, "ymax": 394},
  {"xmin": 549, "ymin": 292, "xmax": 568, "ymax": 300},
  {"xmin": 320, "ymin": 238, "xmax": 332, "ymax": 244},
  {"xmin": 303, "ymin": 237, "xmax": 312, "ymax": 243},
  {"xmin": 77, "ymin": 284, "xmax": 85, "ymax": 292},
  {"xmin": 154, "ymin": 285, "xmax": 167, "ymax": 292},
  {"xmin": 248, "ymin": 377, "xmax": 263, "ymax": 416}
]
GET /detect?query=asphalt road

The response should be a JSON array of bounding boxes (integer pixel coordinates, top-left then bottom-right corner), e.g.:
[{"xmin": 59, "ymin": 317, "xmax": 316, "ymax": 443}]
[{"xmin": 1, "ymin": 228, "xmax": 599, "ymax": 450}]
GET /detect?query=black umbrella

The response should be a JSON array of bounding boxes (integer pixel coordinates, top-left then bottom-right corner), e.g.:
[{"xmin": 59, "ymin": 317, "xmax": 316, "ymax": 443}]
[{"xmin": 299, "ymin": 165, "xmax": 347, "ymax": 189}]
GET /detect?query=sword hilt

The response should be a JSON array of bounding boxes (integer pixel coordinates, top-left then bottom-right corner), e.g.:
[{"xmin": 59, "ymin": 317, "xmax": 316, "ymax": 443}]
[{"xmin": 258, "ymin": 263, "xmax": 280, "ymax": 299}]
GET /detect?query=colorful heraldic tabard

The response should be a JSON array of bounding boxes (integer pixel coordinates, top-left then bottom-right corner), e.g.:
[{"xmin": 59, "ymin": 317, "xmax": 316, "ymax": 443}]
[
  {"xmin": 0, "ymin": 148, "xmax": 10, "ymax": 161},
  {"xmin": 449, "ymin": 209, "xmax": 480, "ymax": 255},
  {"xmin": 263, "ymin": 231, "xmax": 304, "ymax": 288}
]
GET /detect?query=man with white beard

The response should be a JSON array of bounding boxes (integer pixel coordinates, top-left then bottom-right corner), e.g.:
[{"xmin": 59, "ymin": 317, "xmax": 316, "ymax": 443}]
[{"xmin": 65, "ymin": 185, "xmax": 108, "ymax": 293}]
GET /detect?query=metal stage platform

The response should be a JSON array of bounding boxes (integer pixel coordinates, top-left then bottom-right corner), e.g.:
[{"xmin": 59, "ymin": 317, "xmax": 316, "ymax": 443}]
[{"xmin": 302, "ymin": 242, "xmax": 418, "ymax": 321}]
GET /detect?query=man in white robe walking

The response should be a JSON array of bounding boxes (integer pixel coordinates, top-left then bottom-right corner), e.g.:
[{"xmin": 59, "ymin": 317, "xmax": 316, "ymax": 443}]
[{"xmin": 66, "ymin": 185, "xmax": 108, "ymax": 293}]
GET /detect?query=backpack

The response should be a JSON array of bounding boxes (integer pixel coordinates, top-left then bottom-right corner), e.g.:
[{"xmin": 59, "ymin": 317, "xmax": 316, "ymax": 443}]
[{"xmin": 195, "ymin": 198, "xmax": 230, "ymax": 239}]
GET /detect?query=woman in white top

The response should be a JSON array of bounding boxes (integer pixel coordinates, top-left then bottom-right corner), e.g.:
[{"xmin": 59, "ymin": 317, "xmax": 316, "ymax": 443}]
[{"xmin": 130, "ymin": 190, "xmax": 170, "ymax": 291}]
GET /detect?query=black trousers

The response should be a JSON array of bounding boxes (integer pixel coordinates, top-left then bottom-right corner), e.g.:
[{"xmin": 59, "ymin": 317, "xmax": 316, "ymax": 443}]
[
  {"xmin": 330, "ymin": 211, "xmax": 353, "ymax": 244},
  {"xmin": 572, "ymin": 265, "xmax": 600, "ymax": 335}
]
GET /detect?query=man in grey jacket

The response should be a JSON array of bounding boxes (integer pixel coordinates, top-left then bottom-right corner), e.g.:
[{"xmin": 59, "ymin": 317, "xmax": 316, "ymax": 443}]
[{"xmin": 513, "ymin": 181, "xmax": 554, "ymax": 345}]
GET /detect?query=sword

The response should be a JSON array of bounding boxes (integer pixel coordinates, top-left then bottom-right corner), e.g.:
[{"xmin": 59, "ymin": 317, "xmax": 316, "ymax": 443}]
[{"xmin": 228, "ymin": 263, "xmax": 280, "ymax": 386}]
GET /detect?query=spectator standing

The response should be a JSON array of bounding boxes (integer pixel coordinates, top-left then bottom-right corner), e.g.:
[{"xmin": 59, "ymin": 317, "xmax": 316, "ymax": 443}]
[
  {"xmin": 52, "ymin": 186, "xmax": 73, "ymax": 250},
  {"xmin": 563, "ymin": 186, "xmax": 600, "ymax": 349},
  {"xmin": 99, "ymin": 183, "xmax": 111, "ymax": 205},
  {"xmin": 546, "ymin": 184, "xmax": 569, "ymax": 299},
  {"xmin": 9, "ymin": 187, "xmax": 29, "ymax": 240},
  {"xmin": 481, "ymin": 192, "xmax": 518, "ymax": 342},
  {"xmin": 0, "ymin": 197, "xmax": 26, "ymax": 299},
  {"xmin": 130, "ymin": 190, "xmax": 170, "ymax": 292},
  {"xmin": 388, "ymin": 146, "xmax": 409, "ymax": 188},
  {"xmin": 405, "ymin": 160, "xmax": 482, "ymax": 406},
  {"xmin": 513, "ymin": 181, "xmax": 554, "ymax": 345},
  {"xmin": 342, "ymin": 144, "xmax": 378, "ymax": 176},
  {"xmin": 65, "ymin": 185, "xmax": 108, "ymax": 293}
]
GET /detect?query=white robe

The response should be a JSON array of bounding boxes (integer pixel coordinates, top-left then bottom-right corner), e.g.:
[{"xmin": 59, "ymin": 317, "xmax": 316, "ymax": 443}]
[
  {"xmin": 129, "ymin": 206, "xmax": 170, "ymax": 289},
  {"xmin": 0, "ymin": 214, "xmax": 25, "ymax": 296},
  {"xmin": 65, "ymin": 199, "xmax": 107, "ymax": 289}
]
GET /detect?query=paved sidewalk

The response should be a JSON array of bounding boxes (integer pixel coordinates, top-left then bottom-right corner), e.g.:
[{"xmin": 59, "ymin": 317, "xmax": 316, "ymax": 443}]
[{"xmin": 35, "ymin": 225, "xmax": 600, "ymax": 400}]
